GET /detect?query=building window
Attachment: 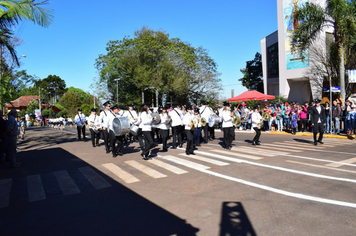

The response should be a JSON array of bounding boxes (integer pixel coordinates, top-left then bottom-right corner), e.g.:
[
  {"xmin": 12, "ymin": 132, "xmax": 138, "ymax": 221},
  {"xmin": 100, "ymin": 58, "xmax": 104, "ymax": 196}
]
[{"xmin": 267, "ymin": 42, "xmax": 279, "ymax": 78}]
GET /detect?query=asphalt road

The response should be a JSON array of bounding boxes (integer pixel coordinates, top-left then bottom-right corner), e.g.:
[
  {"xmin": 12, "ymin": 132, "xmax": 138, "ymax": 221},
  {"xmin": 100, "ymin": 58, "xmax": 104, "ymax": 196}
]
[{"xmin": 1, "ymin": 126, "xmax": 356, "ymax": 236}]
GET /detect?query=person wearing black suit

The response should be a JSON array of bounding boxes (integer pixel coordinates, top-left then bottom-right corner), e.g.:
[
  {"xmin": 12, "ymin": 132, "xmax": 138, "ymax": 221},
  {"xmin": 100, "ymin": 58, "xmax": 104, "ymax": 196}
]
[{"xmin": 310, "ymin": 99, "xmax": 326, "ymax": 145}]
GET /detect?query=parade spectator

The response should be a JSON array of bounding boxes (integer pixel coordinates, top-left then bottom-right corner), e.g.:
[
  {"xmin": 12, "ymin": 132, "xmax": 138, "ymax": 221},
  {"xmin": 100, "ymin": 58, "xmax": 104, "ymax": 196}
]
[
  {"xmin": 324, "ymin": 102, "xmax": 330, "ymax": 134},
  {"xmin": 343, "ymin": 100, "xmax": 353, "ymax": 135},
  {"xmin": 5, "ymin": 109, "xmax": 20, "ymax": 168},
  {"xmin": 332, "ymin": 100, "xmax": 341, "ymax": 134},
  {"xmin": 275, "ymin": 107, "xmax": 283, "ymax": 131},
  {"xmin": 299, "ymin": 104, "xmax": 308, "ymax": 132},
  {"xmin": 0, "ymin": 110, "xmax": 7, "ymax": 163},
  {"xmin": 291, "ymin": 110, "xmax": 298, "ymax": 135},
  {"xmin": 283, "ymin": 103, "xmax": 291, "ymax": 131}
]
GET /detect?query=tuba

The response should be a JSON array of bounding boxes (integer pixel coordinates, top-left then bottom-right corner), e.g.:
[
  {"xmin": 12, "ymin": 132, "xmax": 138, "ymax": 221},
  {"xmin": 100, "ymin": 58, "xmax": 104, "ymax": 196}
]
[
  {"xmin": 190, "ymin": 119, "xmax": 195, "ymax": 130},
  {"xmin": 262, "ymin": 112, "xmax": 271, "ymax": 121},
  {"xmin": 232, "ymin": 116, "xmax": 241, "ymax": 126},
  {"xmin": 201, "ymin": 117, "xmax": 207, "ymax": 127}
]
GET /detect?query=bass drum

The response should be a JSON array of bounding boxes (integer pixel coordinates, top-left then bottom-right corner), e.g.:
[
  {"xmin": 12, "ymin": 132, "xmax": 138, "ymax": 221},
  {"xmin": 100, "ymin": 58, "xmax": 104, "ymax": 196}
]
[
  {"xmin": 130, "ymin": 125, "xmax": 139, "ymax": 136},
  {"xmin": 208, "ymin": 115, "xmax": 220, "ymax": 127},
  {"xmin": 112, "ymin": 117, "xmax": 130, "ymax": 136}
]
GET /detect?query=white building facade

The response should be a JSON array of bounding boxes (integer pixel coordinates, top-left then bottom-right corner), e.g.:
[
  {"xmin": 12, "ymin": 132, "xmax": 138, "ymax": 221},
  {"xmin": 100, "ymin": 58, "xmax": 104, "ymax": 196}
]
[{"xmin": 261, "ymin": 0, "xmax": 328, "ymax": 103}]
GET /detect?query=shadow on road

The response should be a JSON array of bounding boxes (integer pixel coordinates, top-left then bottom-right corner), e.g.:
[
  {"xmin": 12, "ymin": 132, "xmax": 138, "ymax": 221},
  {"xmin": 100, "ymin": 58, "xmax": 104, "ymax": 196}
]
[
  {"xmin": 0, "ymin": 146, "xmax": 199, "ymax": 236},
  {"xmin": 219, "ymin": 201, "xmax": 257, "ymax": 236}
]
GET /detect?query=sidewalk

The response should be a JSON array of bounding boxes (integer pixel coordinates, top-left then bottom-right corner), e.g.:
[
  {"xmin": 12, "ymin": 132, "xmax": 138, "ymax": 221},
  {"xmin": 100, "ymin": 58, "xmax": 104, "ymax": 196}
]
[{"xmin": 234, "ymin": 129, "xmax": 354, "ymax": 140}]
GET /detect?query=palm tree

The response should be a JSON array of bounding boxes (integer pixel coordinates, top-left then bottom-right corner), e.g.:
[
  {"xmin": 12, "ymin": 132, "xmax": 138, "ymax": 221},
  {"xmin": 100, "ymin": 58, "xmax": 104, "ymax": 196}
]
[
  {"xmin": 0, "ymin": 0, "xmax": 53, "ymax": 109},
  {"xmin": 291, "ymin": 0, "xmax": 356, "ymax": 101}
]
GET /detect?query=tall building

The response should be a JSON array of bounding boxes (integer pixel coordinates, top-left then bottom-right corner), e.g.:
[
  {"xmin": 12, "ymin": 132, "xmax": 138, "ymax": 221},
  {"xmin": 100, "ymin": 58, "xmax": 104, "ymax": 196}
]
[{"xmin": 261, "ymin": 0, "xmax": 328, "ymax": 103}]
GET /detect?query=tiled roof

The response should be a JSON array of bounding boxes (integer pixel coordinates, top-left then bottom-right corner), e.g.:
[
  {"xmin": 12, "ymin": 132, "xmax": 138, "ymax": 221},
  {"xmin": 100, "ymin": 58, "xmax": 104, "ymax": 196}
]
[{"xmin": 5, "ymin": 95, "xmax": 39, "ymax": 108}]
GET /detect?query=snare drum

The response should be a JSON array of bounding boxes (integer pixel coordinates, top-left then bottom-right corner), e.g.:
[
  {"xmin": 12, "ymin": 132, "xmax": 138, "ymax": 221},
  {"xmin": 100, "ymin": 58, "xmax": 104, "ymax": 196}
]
[
  {"xmin": 130, "ymin": 125, "xmax": 139, "ymax": 136},
  {"xmin": 208, "ymin": 115, "xmax": 220, "ymax": 127},
  {"xmin": 112, "ymin": 117, "xmax": 130, "ymax": 136}
]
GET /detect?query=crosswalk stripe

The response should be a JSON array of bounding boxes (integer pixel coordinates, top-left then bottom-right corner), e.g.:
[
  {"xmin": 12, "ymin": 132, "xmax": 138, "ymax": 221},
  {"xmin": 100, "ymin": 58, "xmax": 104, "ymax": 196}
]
[
  {"xmin": 325, "ymin": 157, "xmax": 356, "ymax": 168},
  {"xmin": 231, "ymin": 148, "xmax": 276, "ymax": 157},
  {"xmin": 282, "ymin": 141, "xmax": 333, "ymax": 147},
  {"xmin": 194, "ymin": 151, "xmax": 243, "ymax": 163},
  {"xmin": 250, "ymin": 145, "xmax": 302, "ymax": 153},
  {"xmin": 27, "ymin": 175, "xmax": 46, "ymax": 202},
  {"xmin": 212, "ymin": 149, "xmax": 263, "ymax": 160},
  {"xmin": 238, "ymin": 146, "xmax": 290, "ymax": 155},
  {"xmin": 272, "ymin": 142, "xmax": 324, "ymax": 149},
  {"xmin": 147, "ymin": 159, "xmax": 188, "ymax": 174},
  {"xmin": 78, "ymin": 167, "xmax": 112, "ymax": 189},
  {"xmin": 179, "ymin": 153, "xmax": 230, "ymax": 166},
  {"xmin": 159, "ymin": 155, "xmax": 211, "ymax": 169},
  {"xmin": 125, "ymin": 160, "xmax": 167, "ymax": 179},
  {"xmin": 0, "ymin": 178, "xmax": 12, "ymax": 208},
  {"xmin": 102, "ymin": 163, "xmax": 140, "ymax": 183},
  {"xmin": 53, "ymin": 170, "xmax": 81, "ymax": 195}
]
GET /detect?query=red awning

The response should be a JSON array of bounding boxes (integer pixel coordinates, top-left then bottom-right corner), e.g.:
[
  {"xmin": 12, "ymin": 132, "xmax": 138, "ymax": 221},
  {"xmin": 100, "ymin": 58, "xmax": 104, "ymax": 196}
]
[{"xmin": 228, "ymin": 90, "xmax": 275, "ymax": 102}]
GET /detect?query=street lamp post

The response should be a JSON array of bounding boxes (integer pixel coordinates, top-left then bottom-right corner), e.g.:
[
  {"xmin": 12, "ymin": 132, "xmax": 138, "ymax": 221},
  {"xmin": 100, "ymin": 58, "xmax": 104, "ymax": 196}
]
[{"xmin": 114, "ymin": 78, "xmax": 120, "ymax": 104}]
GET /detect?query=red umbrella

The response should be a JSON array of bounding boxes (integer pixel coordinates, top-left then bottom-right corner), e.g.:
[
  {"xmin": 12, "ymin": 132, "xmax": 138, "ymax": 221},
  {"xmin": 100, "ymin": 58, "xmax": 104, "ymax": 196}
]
[{"xmin": 228, "ymin": 90, "xmax": 275, "ymax": 102}]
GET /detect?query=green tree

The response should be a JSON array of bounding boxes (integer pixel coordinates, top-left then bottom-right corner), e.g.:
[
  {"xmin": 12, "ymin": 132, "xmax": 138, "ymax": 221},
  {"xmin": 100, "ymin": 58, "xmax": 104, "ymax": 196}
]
[
  {"xmin": 26, "ymin": 99, "xmax": 39, "ymax": 114},
  {"xmin": 291, "ymin": 0, "xmax": 356, "ymax": 101},
  {"xmin": 0, "ymin": 0, "xmax": 53, "ymax": 109},
  {"xmin": 67, "ymin": 87, "xmax": 90, "ymax": 104},
  {"xmin": 95, "ymin": 27, "xmax": 221, "ymax": 105},
  {"xmin": 239, "ymin": 52, "xmax": 263, "ymax": 93},
  {"xmin": 58, "ymin": 92, "xmax": 80, "ymax": 116}
]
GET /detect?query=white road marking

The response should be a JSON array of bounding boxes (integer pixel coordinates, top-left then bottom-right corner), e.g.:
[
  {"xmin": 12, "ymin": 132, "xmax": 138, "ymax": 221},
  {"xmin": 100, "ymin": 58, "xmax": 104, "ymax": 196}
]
[
  {"xmin": 27, "ymin": 175, "xmax": 46, "ymax": 202},
  {"xmin": 194, "ymin": 150, "xmax": 356, "ymax": 184},
  {"xmin": 193, "ymin": 151, "xmax": 244, "ymax": 163},
  {"xmin": 78, "ymin": 166, "xmax": 112, "ymax": 189},
  {"xmin": 179, "ymin": 153, "xmax": 230, "ymax": 166},
  {"xmin": 159, "ymin": 155, "xmax": 211, "ymax": 170},
  {"xmin": 286, "ymin": 160, "xmax": 356, "ymax": 174},
  {"xmin": 228, "ymin": 148, "xmax": 276, "ymax": 157},
  {"xmin": 325, "ymin": 157, "xmax": 356, "ymax": 168},
  {"xmin": 238, "ymin": 146, "xmax": 290, "ymax": 155},
  {"xmin": 147, "ymin": 159, "xmax": 188, "ymax": 174},
  {"xmin": 212, "ymin": 149, "xmax": 263, "ymax": 160},
  {"xmin": 0, "ymin": 178, "xmax": 12, "ymax": 208},
  {"xmin": 102, "ymin": 163, "xmax": 140, "ymax": 184},
  {"xmin": 125, "ymin": 160, "xmax": 167, "ymax": 179},
  {"xmin": 53, "ymin": 170, "xmax": 81, "ymax": 195},
  {"xmin": 157, "ymin": 155, "xmax": 356, "ymax": 209}
]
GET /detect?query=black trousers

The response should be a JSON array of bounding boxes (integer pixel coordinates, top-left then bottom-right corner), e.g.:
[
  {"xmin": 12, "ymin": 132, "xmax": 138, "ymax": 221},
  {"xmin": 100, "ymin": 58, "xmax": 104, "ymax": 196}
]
[
  {"xmin": 102, "ymin": 129, "xmax": 110, "ymax": 152},
  {"xmin": 313, "ymin": 123, "xmax": 324, "ymax": 142},
  {"xmin": 209, "ymin": 126, "xmax": 215, "ymax": 139},
  {"xmin": 253, "ymin": 127, "xmax": 261, "ymax": 143},
  {"xmin": 202, "ymin": 124, "xmax": 209, "ymax": 143},
  {"xmin": 137, "ymin": 128, "xmax": 144, "ymax": 148},
  {"xmin": 142, "ymin": 131, "xmax": 154, "ymax": 156},
  {"xmin": 223, "ymin": 127, "xmax": 235, "ymax": 148},
  {"xmin": 77, "ymin": 125, "xmax": 86, "ymax": 140},
  {"xmin": 109, "ymin": 130, "xmax": 123, "ymax": 155},
  {"xmin": 159, "ymin": 129, "xmax": 169, "ymax": 150},
  {"xmin": 172, "ymin": 125, "xmax": 183, "ymax": 147},
  {"xmin": 89, "ymin": 129, "xmax": 100, "ymax": 147},
  {"xmin": 185, "ymin": 129, "xmax": 194, "ymax": 154},
  {"xmin": 301, "ymin": 119, "xmax": 308, "ymax": 132}
]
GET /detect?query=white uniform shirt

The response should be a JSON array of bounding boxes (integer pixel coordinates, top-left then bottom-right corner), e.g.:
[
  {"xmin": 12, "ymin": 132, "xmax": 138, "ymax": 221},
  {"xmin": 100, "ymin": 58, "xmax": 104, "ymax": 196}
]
[
  {"xmin": 88, "ymin": 114, "xmax": 102, "ymax": 130},
  {"xmin": 251, "ymin": 112, "xmax": 263, "ymax": 128},
  {"xmin": 126, "ymin": 109, "xmax": 138, "ymax": 125},
  {"xmin": 199, "ymin": 105, "xmax": 213, "ymax": 120},
  {"xmin": 139, "ymin": 111, "xmax": 152, "ymax": 131},
  {"xmin": 220, "ymin": 110, "xmax": 233, "ymax": 128},
  {"xmin": 158, "ymin": 113, "xmax": 170, "ymax": 130},
  {"xmin": 107, "ymin": 111, "xmax": 117, "ymax": 132},
  {"xmin": 183, "ymin": 112, "xmax": 193, "ymax": 130},
  {"xmin": 100, "ymin": 110, "xmax": 111, "ymax": 129},
  {"xmin": 74, "ymin": 114, "xmax": 86, "ymax": 126},
  {"xmin": 169, "ymin": 108, "xmax": 183, "ymax": 127}
]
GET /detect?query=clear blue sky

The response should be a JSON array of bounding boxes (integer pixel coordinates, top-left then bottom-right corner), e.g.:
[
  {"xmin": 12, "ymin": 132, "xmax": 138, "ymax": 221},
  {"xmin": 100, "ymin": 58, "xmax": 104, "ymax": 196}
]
[{"xmin": 15, "ymin": 0, "xmax": 277, "ymax": 100}]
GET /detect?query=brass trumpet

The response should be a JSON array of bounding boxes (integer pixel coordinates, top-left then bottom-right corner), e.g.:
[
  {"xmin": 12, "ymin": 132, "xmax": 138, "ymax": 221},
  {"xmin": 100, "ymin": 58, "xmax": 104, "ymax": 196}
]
[
  {"xmin": 232, "ymin": 116, "xmax": 241, "ymax": 126},
  {"xmin": 201, "ymin": 117, "xmax": 207, "ymax": 127}
]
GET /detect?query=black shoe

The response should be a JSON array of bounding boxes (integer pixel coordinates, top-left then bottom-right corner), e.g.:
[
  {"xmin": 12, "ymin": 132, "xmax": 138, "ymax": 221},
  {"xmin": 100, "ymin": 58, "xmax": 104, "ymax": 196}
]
[
  {"xmin": 141, "ymin": 153, "xmax": 149, "ymax": 160},
  {"xmin": 190, "ymin": 152, "xmax": 196, "ymax": 155},
  {"xmin": 162, "ymin": 148, "xmax": 168, "ymax": 152},
  {"xmin": 256, "ymin": 142, "xmax": 261, "ymax": 145},
  {"xmin": 118, "ymin": 152, "xmax": 123, "ymax": 156},
  {"xmin": 179, "ymin": 144, "xmax": 183, "ymax": 148},
  {"xmin": 186, "ymin": 152, "xmax": 190, "ymax": 155},
  {"xmin": 318, "ymin": 141, "xmax": 324, "ymax": 144},
  {"xmin": 112, "ymin": 154, "xmax": 117, "ymax": 158},
  {"xmin": 171, "ymin": 146, "xmax": 177, "ymax": 149},
  {"xmin": 314, "ymin": 142, "xmax": 317, "ymax": 146},
  {"xmin": 92, "ymin": 145, "xmax": 96, "ymax": 148},
  {"xmin": 252, "ymin": 142, "xmax": 256, "ymax": 146},
  {"xmin": 106, "ymin": 150, "xmax": 111, "ymax": 154}
]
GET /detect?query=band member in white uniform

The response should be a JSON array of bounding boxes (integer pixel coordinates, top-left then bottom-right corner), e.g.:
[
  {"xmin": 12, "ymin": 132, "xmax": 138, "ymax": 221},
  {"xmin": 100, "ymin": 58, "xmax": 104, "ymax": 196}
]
[
  {"xmin": 169, "ymin": 103, "xmax": 183, "ymax": 149},
  {"xmin": 108, "ymin": 105, "xmax": 124, "ymax": 157},
  {"xmin": 126, "ymin": 103, "xmax": 138, "ymax": 142},
  {"xmin": 183, "ymin": 105, "xmax": 195, "ymax": 155},
  {"xmin": 193, "ymin": 108, "xmax": 202, "ymax": 147},
  {"xmin": 100, "ymin": 101, "xmax": 112, "ymax": 153},
  {"xmin": 219, "ymin": 101, "xmax": 235, "ymax": 150},
  {"xmin": 251, "ymin": 106, "xmax": 263, "ymax": 145},
  {"xmin": 199, "ymin": 100, "xmax": 214, "ymax": 143},
  {"xmin": 74, "ymin": 108, "xmax": 86, "ymax": 141},
  {"xmin": 158, "ymin": 105, "xmax": 171, "ymax": 152},
  {"xmin": 88, "ymin": 108, "xmax": 102, "ymax": 147},
  {"xmin": 140, "ymin": 104, "xmax": 154, "ymax": 160}
]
